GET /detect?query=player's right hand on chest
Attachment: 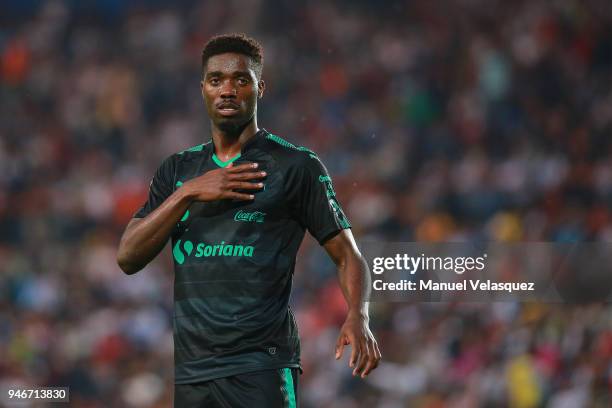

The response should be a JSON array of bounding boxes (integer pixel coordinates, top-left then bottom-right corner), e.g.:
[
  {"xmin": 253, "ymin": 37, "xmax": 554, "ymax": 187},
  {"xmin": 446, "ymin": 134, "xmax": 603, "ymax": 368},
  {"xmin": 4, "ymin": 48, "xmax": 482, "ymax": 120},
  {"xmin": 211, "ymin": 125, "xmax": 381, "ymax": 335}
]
[{"xmin": 182, "ymin": 162, "xmax": 266, "ymax": 202}]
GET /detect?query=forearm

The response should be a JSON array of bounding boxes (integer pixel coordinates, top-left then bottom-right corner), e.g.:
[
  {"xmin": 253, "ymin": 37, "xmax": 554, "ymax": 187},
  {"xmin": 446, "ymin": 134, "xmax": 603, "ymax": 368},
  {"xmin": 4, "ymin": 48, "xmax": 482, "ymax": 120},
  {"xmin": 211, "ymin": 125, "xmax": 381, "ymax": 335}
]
[
  {"xmin": 325, "ymin": 232, "xmax": 381, "ymax": 376},
  {"xmin": 117, "ymin": 188, "xmax": 193, "ymax": 274},
  {"xmin": 337, "ymin": 253, "xmax": 371, "ymax": 318}
]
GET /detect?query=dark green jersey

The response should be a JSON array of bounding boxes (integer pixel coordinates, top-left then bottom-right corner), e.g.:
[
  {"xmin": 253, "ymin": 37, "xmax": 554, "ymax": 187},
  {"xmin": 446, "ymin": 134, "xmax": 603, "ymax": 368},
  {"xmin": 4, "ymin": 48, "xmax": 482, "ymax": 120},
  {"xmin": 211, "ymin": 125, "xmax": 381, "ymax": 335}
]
[{"xmin": 134, "ymin": 129, "xmax": 351, "ymax": 384}]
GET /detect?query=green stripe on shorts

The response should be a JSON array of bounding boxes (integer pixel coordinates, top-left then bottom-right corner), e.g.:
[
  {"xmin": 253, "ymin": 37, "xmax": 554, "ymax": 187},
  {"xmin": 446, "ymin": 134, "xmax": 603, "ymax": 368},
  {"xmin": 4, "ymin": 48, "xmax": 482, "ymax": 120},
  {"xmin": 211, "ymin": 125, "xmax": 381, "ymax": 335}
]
[{"xmin": 279, "ymin": 368, "xmax": 296, "ymax": 408}]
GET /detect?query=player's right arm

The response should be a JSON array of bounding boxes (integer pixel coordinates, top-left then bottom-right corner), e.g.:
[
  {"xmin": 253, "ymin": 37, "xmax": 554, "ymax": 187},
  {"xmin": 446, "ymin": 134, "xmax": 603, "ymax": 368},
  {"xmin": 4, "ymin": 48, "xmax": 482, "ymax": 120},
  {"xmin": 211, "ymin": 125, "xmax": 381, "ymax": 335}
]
[{"xmin": 117, "ymin": 162, "xmax": 265, "ymax": 274}]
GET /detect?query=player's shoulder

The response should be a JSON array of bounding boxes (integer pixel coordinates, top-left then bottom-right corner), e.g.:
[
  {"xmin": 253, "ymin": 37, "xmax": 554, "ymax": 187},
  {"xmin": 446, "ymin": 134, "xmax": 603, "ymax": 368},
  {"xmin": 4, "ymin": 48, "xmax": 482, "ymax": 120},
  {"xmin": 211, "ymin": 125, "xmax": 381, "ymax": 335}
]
[
  {"xmin": 261, "ymin": 130, "xmax": 323, "ymax": 169},
  {"xmin": 172, "ymin": 140, "xmax": 213, "ymax": 163}
]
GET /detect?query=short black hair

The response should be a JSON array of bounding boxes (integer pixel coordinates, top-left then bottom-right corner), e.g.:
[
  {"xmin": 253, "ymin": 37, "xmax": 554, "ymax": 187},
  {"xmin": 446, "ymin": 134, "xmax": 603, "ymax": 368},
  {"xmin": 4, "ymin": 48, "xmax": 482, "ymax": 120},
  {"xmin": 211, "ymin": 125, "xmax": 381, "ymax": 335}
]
[{"xmin": 201, "ymin": 33, "xmax": 264, "ymax": 80}]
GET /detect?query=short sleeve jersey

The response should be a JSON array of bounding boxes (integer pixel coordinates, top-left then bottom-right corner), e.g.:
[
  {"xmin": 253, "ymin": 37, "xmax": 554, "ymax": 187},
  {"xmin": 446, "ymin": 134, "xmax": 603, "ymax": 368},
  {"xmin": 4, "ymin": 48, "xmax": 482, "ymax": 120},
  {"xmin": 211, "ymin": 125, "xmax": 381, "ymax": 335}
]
[{"xmin": 134, "ymin": 129, "xmax": 351, "ymax": 384}]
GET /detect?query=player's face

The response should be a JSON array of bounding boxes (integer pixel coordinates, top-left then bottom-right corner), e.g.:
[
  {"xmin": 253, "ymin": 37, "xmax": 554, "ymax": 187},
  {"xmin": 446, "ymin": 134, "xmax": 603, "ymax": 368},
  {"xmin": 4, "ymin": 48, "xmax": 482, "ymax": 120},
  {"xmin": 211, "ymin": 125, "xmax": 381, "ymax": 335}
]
[{"xmin": 201, "ymin": 53, "xmax": 264, "ymax": 131}]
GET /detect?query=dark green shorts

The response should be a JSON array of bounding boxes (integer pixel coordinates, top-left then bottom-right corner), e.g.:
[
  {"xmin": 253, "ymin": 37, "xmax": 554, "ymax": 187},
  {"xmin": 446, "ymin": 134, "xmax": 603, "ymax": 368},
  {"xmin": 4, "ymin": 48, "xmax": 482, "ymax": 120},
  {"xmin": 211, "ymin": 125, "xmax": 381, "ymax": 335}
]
[{"xmin": 174, "ymin": 368, "xmax": 299, "ymax": 408}]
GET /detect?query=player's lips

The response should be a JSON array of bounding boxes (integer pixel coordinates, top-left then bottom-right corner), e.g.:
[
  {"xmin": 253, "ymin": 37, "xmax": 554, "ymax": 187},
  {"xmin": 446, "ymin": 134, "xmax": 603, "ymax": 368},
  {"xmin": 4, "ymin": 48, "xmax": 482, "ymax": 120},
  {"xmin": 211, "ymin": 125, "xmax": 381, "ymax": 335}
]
[{"xmin": 216, "ymin": 102, "xmax": 241, "ymax": 116}]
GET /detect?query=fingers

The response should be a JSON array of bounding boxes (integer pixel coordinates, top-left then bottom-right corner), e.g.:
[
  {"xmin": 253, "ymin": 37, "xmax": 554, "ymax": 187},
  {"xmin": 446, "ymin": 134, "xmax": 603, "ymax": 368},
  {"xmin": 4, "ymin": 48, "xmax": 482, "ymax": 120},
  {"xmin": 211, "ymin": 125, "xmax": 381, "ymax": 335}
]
[
  {"xmin": 349, "ymin": 335, "xmax": 359, "ymax": 370},
  {"xmin": 223, "ymin": 165, "xmax": 266, "ymax": 198},
  {"xmin": 374, "ymin": 341, "xmax": 382, "ymax": 367},
  {"xmin": 335, "ymin": 335, "xmax": 347, "ymax": 360},
  {"xmin": 226, "ymin": 181, "xmax": 264, "ymax": 190},
  {"xmin": 222, "ymin": 191, "xmax": 255, "ymax": 201},
  {"xmin": 226, "ymin": 162, "xmax": 259, "ymax": 173},
  {"xmin": 336, "ymin": 332, "xmax": 381, "ymax": 378},
  {"xmin": 360, "ymin": 340, "xmax": 381, "ymax": 378},
  {"xmin": 229, "ymin": 171, "xmax": 267, "ymax": 181},
  {"xmin": 353, "ymin": 339, "xmax": 369, "ymax": 377}
]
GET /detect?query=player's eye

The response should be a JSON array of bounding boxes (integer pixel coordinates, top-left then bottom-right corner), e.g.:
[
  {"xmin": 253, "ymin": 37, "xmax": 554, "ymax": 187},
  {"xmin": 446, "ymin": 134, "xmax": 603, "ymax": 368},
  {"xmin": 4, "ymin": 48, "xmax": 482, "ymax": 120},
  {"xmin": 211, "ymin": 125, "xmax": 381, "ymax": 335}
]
[
  {"xmin": 237, "ymin": 77, "xmax": 249, "ymax": 86},
  {"xmin": 209, "ymin": 77, "xmax": 220, "ymax": 85}
]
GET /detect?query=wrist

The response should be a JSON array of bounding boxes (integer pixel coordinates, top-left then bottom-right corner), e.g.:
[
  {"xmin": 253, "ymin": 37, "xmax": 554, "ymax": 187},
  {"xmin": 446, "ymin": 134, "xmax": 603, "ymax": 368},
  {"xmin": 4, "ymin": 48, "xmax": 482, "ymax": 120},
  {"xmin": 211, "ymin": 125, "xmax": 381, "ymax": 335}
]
[
  {"xmin": 176, "ymin": 184, "xmax": 195, "ymax": 203},
  {"xmin": 347, "ymin": 309, "xmax": 369, "ymax": 321}
]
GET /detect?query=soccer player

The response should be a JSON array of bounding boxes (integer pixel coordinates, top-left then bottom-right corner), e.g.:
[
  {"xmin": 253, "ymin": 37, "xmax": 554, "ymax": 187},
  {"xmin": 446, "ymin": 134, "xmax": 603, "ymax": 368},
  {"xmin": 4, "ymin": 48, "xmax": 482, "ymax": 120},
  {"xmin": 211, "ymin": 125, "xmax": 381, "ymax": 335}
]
[{"xmin": 117, "ymin": 33, "xmax": 380, "ymax": 407}]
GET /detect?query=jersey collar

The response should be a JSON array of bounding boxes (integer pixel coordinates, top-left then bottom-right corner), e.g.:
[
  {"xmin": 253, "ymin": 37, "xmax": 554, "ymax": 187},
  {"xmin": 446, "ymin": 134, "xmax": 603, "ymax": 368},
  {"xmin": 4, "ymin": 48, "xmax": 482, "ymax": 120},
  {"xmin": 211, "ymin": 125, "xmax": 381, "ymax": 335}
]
[
  {"xmin": 240, "ymin": 128, "xmax": 267, "ymax": 153},
  {"xmin": 205, "ymin": 128, "xmax": 267, "ymax": 166}
]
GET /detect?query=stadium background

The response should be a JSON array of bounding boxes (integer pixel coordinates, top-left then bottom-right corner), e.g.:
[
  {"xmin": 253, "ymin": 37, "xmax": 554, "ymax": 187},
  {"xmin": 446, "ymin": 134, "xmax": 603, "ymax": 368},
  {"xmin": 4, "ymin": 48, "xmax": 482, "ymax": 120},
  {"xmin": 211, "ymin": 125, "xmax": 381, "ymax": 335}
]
[{"xmin": 1, "ymin": 0, "xmax": 611, "ymax": 406}]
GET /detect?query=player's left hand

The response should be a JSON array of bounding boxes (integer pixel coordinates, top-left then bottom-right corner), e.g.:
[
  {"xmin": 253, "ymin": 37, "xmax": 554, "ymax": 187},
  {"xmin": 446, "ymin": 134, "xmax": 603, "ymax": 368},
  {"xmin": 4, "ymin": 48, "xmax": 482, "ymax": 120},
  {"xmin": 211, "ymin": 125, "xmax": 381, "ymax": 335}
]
[{"xmin": 335, "ymin": 312, "xmax": 381, "ymax": 378}]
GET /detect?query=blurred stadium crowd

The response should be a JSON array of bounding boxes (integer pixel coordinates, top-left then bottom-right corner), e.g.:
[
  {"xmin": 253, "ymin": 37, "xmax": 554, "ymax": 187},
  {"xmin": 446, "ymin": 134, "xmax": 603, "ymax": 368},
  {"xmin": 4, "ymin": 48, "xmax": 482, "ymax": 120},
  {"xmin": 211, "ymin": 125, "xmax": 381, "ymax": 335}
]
[{"xmin": 1, "ymin": 0, "xmax": 611, "ymax": 407}]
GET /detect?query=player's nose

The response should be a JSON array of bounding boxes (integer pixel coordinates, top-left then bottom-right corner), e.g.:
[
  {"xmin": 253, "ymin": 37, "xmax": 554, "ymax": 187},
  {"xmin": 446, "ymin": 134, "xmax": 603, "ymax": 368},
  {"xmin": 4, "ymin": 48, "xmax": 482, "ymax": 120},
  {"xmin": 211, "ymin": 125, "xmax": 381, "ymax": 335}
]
[{"xmin": 220, "ymin": 81, "xmax": 237, "ymax": 98}]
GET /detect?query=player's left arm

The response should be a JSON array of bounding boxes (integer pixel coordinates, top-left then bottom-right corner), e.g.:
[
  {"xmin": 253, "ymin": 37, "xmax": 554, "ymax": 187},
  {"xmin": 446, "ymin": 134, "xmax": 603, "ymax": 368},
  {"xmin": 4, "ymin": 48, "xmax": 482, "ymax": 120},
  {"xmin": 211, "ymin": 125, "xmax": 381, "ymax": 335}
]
[{"xmin": 324, "ymin": 229, "xmax": 382, "ymax": 378}]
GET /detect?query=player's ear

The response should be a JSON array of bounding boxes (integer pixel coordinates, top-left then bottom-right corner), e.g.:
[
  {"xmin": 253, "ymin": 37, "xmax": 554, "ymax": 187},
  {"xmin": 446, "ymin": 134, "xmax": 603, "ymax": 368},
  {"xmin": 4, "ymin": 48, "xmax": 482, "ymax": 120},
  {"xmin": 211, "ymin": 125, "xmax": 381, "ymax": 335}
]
[{"xmin": 257, "ymin": 79, "xmax": 265, "ymax": 99}]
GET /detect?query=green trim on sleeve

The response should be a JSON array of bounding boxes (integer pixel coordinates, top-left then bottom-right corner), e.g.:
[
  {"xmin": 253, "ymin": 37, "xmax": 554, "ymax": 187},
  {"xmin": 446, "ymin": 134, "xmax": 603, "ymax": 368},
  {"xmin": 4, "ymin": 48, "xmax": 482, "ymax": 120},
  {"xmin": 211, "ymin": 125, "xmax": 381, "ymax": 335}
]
[
  {"xmin": 178, "ymin": 144, "xmax": 204, "ymax": 154},
  {"xmin": 266, "ymin": 133, "xmax": 318, "ymax": 159}
]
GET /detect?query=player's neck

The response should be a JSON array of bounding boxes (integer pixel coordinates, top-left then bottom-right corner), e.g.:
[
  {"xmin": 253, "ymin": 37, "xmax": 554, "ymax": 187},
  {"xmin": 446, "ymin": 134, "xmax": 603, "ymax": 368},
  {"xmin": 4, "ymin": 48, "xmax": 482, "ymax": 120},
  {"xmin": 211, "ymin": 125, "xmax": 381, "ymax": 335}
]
[{"xmin": 211, "ymin": 119, "xmax": 259, "ymax": 160}]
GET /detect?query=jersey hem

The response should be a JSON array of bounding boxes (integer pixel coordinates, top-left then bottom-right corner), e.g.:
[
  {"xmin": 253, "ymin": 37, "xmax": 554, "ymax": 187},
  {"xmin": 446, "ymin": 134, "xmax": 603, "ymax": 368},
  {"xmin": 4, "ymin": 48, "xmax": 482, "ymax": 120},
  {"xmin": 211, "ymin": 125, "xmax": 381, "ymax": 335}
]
[{"xmin": 174, "ymin": 361, "xmax": 302, "ymax": 385}]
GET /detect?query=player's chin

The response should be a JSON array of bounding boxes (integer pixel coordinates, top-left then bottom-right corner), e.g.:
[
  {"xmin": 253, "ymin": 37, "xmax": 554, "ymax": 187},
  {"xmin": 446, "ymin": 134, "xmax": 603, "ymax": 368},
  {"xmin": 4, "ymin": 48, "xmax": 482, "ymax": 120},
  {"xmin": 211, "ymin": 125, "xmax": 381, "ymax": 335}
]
[
  {"xmin": 215, "ymin": 117, "xmax": 247, "ymax": 132},
  {"xmin": 215, "ymin": 113, "xmax": 253, "ymax": 130}
]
